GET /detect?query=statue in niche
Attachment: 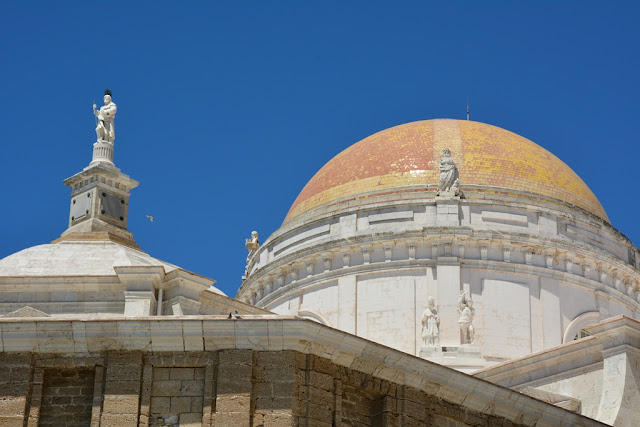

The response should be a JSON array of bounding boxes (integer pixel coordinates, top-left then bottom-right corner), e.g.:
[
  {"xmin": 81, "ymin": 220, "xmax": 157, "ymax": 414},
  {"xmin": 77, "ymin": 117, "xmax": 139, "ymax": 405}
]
[
  {"xmin": 244, "ymin": 231, "xmax": 260, "ymax": 277},
  {"xmin": 436, "ymin": 148, "xmax": 460, "ymax": 196},
  {"xmin": 457, "ymin": 290, "xmax": 475, "ymax": 345},
  {"xmin": 421, "ymin": 296, "xmax": 440, "ymax": 346},
  {"xmin": 93, "ymin": 89, "xmax": 117, "ymax": 143}
]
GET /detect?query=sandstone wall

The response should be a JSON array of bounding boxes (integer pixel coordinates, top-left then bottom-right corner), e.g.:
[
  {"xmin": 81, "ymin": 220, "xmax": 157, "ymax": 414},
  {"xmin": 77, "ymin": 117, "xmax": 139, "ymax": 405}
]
[{"xmin": 0, "ymin": 350, "xmax": 528, "ymax": 427}]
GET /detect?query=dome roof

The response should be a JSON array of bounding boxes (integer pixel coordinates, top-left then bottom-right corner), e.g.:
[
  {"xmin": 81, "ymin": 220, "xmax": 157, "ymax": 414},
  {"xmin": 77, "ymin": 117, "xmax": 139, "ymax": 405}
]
[
  {"xmin": 0, "ymin": 241, "xmax": 179, "ymax": 276},
  {"xmin": 285, "ymin": 119, "xmax": 607, "ymax": 223},
  {"xmin": 0, "ymin": 240, "xmax": 224, "ymax": 295}
]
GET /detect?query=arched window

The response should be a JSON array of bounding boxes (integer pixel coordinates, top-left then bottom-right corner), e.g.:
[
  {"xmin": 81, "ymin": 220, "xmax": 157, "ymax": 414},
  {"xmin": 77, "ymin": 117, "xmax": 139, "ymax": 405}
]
[{"xmin": 562, "ymin": 311, "xmax": 600, "ymax": 343}]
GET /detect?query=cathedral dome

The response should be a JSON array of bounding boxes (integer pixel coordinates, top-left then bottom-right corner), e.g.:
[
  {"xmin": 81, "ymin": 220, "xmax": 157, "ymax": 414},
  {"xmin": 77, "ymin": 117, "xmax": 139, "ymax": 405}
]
[{"xmin": 285, "ymin": 119, "xmax": 607, "ymax": 224}]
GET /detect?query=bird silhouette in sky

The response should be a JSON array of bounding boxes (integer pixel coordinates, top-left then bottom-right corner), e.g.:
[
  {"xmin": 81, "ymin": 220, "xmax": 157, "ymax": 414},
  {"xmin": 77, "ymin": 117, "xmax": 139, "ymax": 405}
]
[{"xmin": 146, "ymin": 215, "xmax": 154, "ymax": 222}]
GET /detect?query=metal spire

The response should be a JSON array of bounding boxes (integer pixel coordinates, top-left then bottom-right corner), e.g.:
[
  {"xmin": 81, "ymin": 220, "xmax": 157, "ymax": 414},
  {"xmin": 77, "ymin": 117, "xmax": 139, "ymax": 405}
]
[{"xmin": 467, "ymin": 97, "xmax": 470, "ymax": 121}]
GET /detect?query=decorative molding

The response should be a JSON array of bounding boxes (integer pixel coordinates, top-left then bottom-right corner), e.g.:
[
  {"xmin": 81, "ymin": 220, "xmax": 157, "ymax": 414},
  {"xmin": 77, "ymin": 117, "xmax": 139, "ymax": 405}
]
[{"xmin": 237, "ymin": 231, "xmax": 640, "ymax": 313}]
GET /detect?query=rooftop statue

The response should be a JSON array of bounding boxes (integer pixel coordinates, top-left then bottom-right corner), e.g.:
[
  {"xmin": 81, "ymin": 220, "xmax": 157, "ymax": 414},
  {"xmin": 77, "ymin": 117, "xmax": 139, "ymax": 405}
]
[
  {"xmin": 436, "ymin": 148, "xmax": 460, "ymax": 196},
  {"xmin": 244, "ymin": 231, "xmax": 260, "ymax": 277},
  {"xmin": 93, "ymin": 89, "xmax": 117, "ymax": 143}
]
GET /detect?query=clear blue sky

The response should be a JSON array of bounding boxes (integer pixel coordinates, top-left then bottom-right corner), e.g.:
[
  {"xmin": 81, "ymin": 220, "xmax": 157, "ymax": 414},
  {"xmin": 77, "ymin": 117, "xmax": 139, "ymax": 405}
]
[{"xmin": 1, "ymin": 2, "xmax": 639, "ymax": 297}]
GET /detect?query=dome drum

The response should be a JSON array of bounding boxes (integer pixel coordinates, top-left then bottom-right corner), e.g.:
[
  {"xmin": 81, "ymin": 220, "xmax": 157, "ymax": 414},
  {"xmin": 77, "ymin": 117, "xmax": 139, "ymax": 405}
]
[
  {"xmin": 240, "ymin": 204, "xmax": 640, "ymax": 308},
  {"xmin": 243, "ymin": 196, "xmax": 635, "ymax": 285},
  {"xmin": 238, "ymin": 209, "xmax": 640, "ymax": 366}
]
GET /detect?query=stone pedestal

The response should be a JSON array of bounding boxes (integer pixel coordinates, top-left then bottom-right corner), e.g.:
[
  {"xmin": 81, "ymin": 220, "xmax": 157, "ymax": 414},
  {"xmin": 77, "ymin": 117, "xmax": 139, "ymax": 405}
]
[
  {"xmin": 435, "ymin": 196, "xmax": 460, "ymax": 226},
  {"xmin": 457, "ymin": 345, "xmax": 483, "ymax": 359},
  {"xmin": 419, "ymin": 345, "xmax": 487, "ymax": 373},
  {"xmin": 419, "ymin": 346, "xmax": 442, "ymax": 359},
  {"xmin": 90, "ymin": 140, "xmax": 115, "ymax": 166}
]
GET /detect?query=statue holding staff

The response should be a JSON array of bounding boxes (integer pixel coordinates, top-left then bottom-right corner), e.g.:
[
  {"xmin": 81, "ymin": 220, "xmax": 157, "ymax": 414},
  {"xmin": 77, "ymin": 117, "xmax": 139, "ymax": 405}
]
[{"xmin": 93, "ymin": 89, "xmax": 117, "ymax": 143}]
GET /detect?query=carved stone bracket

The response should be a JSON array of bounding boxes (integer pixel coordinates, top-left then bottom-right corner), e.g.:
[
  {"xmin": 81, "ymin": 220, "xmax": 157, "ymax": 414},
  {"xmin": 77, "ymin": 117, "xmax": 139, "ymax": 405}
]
[
  {"xmin": 276, "ymin": 272, "xmax": 286, "ymax": 291},
  {"xmin": 305, "ymin": 259, "xmax": 315, "ymax": 275},
  {"xmin": 362, "ymin": 245, "xmax": 372, "ymax": 264},
  {"xmin": 290, "ymin": 265, "xmax": 299, "ymax": 282},
  {"xmin": 565, "ymin": 258, "xmax": 574, "ymax": 274},
  {"xmin": 323, "ymin": 253, "xmax": 332, "ymax": 272},
  {"xmin": 342, "ymin": 250, "xmax": 351, "ymax": 268},
  {"xmin": 408, "ymin": 242, "xmax": 416, "ymax": 260},
  {"xmin": 383, "ymin": 243, "xmax": 393, "ymax": 262},
  {"xmin": 545, "ymin": 254, "xmax": 554, "ymax": 269},
  {"xmin": 503, "ymin": 246, "xmax": 511, "ymax": 263},
  {"xmin": 443, "ymin": 242, "xmax": 451, "ymax": 257},
  {"xmin": 264, "ymin": 278, "xmax": 273, "ymax": 295}
]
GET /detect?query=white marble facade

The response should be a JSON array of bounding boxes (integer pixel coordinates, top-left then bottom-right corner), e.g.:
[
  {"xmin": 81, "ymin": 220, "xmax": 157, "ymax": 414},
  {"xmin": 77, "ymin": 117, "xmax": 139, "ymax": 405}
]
[{"xmin": 237, "ymin": 185, "xmax": 640, "ymax": 370}]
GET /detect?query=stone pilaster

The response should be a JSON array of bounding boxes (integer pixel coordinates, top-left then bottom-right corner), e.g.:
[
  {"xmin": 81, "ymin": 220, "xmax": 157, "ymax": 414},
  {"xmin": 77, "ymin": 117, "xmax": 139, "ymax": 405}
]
[{"xmin": 101, "ymin": 352, "xmax": 143, "ymax": 426}]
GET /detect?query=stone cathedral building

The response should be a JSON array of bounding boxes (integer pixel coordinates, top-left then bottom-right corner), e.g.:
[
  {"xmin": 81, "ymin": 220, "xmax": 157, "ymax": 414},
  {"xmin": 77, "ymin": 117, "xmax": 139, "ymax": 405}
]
[{"xmin": 0, "ymin": 94, "xmax": 638, "ymax": 426}]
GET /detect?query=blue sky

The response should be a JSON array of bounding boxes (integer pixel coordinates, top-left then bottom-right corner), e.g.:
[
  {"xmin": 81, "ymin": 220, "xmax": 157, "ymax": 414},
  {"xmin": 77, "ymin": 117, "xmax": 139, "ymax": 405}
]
[{"xmin": 1, "ymin": 2, "xmax": 639, "ymax": 297}]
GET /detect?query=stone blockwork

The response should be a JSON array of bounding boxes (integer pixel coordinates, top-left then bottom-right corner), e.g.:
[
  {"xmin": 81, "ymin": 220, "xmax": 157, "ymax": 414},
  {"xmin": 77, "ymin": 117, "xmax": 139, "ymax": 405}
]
[
  {"xmin": 39, "ymin": 368, "xmax": 95, "ymax": 426},
  {"xmin": 296, "ymin": 353, "xmax": 530, "ymax": 427},
  {"xmin": 0, "ymin": 349, "xmax": 591, "ymax": 427},
  {"xmin": 0, "ymin": 354, "xmax": 31, "ymax": 427},
  {"xmin": 150, "ymin": 367, "xmax": 205, "ymax": 426}
]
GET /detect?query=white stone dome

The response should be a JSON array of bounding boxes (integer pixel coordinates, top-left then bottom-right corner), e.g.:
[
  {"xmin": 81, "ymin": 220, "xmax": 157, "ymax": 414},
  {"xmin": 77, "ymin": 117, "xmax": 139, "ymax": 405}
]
[
  {"xmin": 0, "ymin": 241, "xmax": 179, "ymax": 277},
  {"xmin": 0, "ymin": 240, "xmax": 226, "ymax": 297}
]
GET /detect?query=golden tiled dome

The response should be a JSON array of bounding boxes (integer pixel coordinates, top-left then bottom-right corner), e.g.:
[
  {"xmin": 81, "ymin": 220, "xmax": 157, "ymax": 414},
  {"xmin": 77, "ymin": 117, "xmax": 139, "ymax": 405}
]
[{"xmin": 284, "ymin": 119, "xmax": 607, "ymax": 223}]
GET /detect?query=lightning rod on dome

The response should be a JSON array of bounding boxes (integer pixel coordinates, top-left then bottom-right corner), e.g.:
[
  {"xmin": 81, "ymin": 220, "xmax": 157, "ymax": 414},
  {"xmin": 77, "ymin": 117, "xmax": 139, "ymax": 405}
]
[{"xmin": 467, "ymin": 97, "xmax": 470, "ymax": 121}]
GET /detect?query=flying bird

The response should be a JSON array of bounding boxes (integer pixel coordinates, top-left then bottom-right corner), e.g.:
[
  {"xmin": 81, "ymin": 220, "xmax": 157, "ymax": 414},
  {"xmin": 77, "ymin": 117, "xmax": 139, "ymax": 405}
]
[{"xmin": 146, "ymin": 215, "xmax": 154, "ymax": 222}]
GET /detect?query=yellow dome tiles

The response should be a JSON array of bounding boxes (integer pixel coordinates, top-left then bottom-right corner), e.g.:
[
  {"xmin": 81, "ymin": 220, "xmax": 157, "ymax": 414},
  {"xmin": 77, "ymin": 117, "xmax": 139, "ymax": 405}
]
[{"xmin": 284, "ymin": 119, "xmax": 607, "ymax": 224}]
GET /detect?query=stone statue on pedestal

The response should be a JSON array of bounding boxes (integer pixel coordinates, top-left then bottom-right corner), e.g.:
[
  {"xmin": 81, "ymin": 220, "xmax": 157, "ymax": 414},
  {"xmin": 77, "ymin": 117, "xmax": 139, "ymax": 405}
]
[
  {"xmin": 457, "ymin": 291, "xmax": 475, "ymax": 345},
  {"xmin": 421, "ymin": 296, "xmax": 440, "ymax": 346},
  {"xmin": 93, "ymin": 89, "xmax": 117, "ymax": 143},
  {"xmin": 244, "ymin": 231, "xmax": 260, "ymax": 277},
  {"xmin": 436, "ymin": 148, "xmax": 460, "ymax": 196}
]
